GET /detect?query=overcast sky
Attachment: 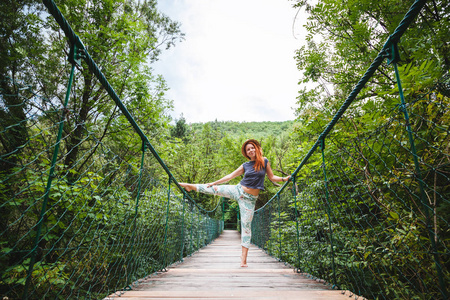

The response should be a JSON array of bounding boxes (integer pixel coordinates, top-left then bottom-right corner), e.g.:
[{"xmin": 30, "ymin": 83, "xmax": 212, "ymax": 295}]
[{"xmin": 153, "ymin": 0, "xmax": 307, "ymax": 123}]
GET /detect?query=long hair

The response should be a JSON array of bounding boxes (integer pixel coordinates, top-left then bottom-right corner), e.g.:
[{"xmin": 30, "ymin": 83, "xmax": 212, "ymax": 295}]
[{"xmin": 242, "ymin": 140, "xmax": 265, "ymax": 171}]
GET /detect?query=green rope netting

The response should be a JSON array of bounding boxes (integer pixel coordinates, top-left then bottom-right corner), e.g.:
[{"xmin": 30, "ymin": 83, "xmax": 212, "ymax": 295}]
[
  {"xmin": 252, "ymin": 79, "xmax": 450, "ymax": 299},
  {"xmin": 0, "ymin": 79, "xmax": 222, "ymax": 299},
  {"xmin": 1, "ymin": 0, "xmax": 225, "ymax": 298},
  {"xmin": 0, "ymin": 77, "xmax": 223, "ymax": 299}
]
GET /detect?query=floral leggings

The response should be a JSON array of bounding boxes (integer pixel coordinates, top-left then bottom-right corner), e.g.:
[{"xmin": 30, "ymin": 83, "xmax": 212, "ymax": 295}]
[{"xmin": 197, "ymin": 183, "xmax": 258, "ymax": 248}]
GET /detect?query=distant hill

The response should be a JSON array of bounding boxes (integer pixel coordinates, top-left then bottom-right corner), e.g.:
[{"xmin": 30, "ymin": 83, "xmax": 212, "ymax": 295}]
[{"xmin": 189, "ymin": 120, "xmax": 295, "ymax": 139}]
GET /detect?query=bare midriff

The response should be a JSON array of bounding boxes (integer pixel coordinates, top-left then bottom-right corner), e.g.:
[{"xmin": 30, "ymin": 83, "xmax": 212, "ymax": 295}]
[{"xmin": 241, "ymin": 185, "xmax": 260, "ymax": 196}]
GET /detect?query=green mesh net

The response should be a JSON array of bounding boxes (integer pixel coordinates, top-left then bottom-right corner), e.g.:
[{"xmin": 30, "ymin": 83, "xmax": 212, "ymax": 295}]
[
  {"xmin": 0, "ymin": 77, "xmax": 223, "ymax": 299},
  {"xmin": 252, "ymin": 79, "xmax": 450, "ymax": 299}
]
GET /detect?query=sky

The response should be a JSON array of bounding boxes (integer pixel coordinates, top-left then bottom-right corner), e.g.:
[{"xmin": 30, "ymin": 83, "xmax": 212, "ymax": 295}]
[{"xmin": 152, "ymin": 0, "xmax": 307, "ymax": 123}]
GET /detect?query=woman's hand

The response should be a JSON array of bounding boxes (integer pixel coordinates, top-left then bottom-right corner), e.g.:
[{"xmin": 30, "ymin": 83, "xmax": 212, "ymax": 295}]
[{"xmin": 282, "ymin": 175, "xmax": 291, "ymax": 182}]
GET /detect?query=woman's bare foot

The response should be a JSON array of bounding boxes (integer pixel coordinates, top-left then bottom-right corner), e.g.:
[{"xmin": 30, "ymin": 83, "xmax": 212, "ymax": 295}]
[
  {"xmin": 179, "ymin": 183, "xmax": 196, "ymax": 192},
  {"xmin": 240, "ymin": 246, "xmax": 249, "ymax": 267},
  {"xmin": 240, "ymin": 256, "xmax": 248, "ymax": 267}
]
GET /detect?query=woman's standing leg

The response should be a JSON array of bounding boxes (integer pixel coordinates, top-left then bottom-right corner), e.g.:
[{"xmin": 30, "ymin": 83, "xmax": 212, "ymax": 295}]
[
  {"xmin": 241, "ymin": 246, "xmax": 249, "ymax": 267},
  {"xmin": 236, "ymin": 185, "xmax": 258, "ymax": 267}
]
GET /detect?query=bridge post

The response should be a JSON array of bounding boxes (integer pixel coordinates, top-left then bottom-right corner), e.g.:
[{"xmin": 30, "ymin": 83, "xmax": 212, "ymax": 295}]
[
  {"xmin": 320, "ymin": 138, "xmax": 337, "ymax": 288},
  {"xmin": 222, "ymin": 197, "xmax": 225, "ymax": 231},
  {"xmin": 237, "ymin": 209, "xmax": 240, "ymax": 233},
  {"xmin": 388, "ymin": 43, "xmax": 447, "ymax": 299},
  {"xmin": 22, "ymin": 43, "xmax": 81, "ymax": 300},
  {"xmin": 291, "ymin": 177, "xmax": 301, "ymax": 273},
  {"xmin": 202, "ymin": 214, "xmax": 206, "ymax": 247},
  {"xmin": 124, "ymin": 141, "xmax": 147, "ymax": 289},
  {"xmin": 267, "ymin": 201, "xmax": 273, "ymax": 255},
  {"xmin": 188, "ymin": 204, "xmax": 194, "ymax": 255},
  {"xmin": 179, "ymin": 194, "xmax": 186, "ymax": 261},
  {"xmin": 197, "ymin": 209, "xmax": 201, "ymax": 251},
  {"xmin": 277, "ymin": 194, "xmax": 282, "ymax": 261},
  {"xmin": 162, "ymin": 177, "xmax": 172, "ymax": 271}
]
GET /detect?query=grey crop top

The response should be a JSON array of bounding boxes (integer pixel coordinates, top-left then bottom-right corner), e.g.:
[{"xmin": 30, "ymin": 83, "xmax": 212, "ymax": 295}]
[{"xmin": 240, "ymin": 158, "xmax": 268, "ymax": 190}]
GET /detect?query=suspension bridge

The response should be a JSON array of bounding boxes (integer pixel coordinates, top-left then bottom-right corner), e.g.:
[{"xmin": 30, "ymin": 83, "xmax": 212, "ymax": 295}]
[
  {"xmin": 108, "ymin": 230, "xmax": 352, "ymax": 299},
  {"xmin": 0, "ymin": 0, "xmax": 448, "ymax": 299}
]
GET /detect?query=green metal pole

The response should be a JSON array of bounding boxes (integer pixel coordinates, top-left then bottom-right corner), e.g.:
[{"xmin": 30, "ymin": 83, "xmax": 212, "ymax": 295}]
[
  {"xmin": 389, "ymin": 43, "xmax": 447, "ymax": 299},
  {"xmin": 162, "ymin": 177, "xmax": 172, "ymax": 271},
  {"xmin": 196, "ymin": 210, "xmax": 200, "ymax": 251},
  {"xmin": 237, "ymin": 210, "xmax": 240, "ymax": 232},
  {"xmin": 180, "ymin": 194, "xmax": 187, "ymax": 261},
  {"xmin": 22, "ymin": 45, "xmax": 79, "ymax": 299},
  {"xmin": 292, "ymin": 177, "xmax": 301, "ymax": 272},
  {"xmin": 268, "ymin": 203, "xmax": 273, "ymax": 255},
  {"xmin": 124, "ymin": 141, "xmax": 146, "ymax": 289},
  {"xmin": 320, "ymin": 138, "xmax": 337, "ymax": 288},
  {"xmin": 203, "ymin": 215, "xmax": 207, "ymax": 247},
  {"xmin": 277, "ymin": 194, "xmax": 282, "ymax": 261},
  {"xmin": 189, "ymin": 206, "xmax": 194, "ymax": 255},
  {"xmin": 222, "ymin": 197, "xmax": 225, "ymax": 232}
]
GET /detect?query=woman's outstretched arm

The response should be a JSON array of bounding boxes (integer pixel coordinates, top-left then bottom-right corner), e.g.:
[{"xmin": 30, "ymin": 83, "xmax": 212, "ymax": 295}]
[
  {"xmin": 265, "ymin": 160, "xmax": 290, "ymax": 183},
  {"xmin": 206, "ymin": 165, "xmax": 244, "ymax": 187}
]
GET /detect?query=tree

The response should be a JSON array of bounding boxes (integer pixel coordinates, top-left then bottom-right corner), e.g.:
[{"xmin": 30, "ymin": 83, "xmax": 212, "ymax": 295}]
[
  {"xmin": 171, "ymin": 114, "xmax": 190, "ymax": 141},
  {"xmin": 289, "ymin": 1, "xmax": 450, "ymax": 298},
  {"xmin": 293, "ymin": 0, "xmax": 449, "ymax": 121},
  {"xmin": 1, "ymin": 1, "xmax": 185, "ymax": 297},
  {"xmin": 0, "ymin": 0, "xmax": 46, "ymax": 171},
  {"xmin": 38, "ymin": 0, "xmax": 183, "ymax": 180}
]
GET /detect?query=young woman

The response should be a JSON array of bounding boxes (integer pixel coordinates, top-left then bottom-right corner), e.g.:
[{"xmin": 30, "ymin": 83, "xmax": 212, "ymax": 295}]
[{"xmin": 179, "ymin": 139, "xmax": 290, "ymax": 267}]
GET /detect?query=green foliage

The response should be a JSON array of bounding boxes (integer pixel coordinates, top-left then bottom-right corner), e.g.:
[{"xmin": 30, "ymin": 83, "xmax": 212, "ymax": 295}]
[
  {"xmin": 189, "ymin": 120, "xmax": 295, "ymax": 140},
  {"xmin": 0, "ymin": 0, "xmax": 218, "ymax": 298},
  {"xmin": 249, "ymin": 1, "xmax": 450, "ymax": 299},
  {"xmin": 253, "ymin": 80, "xmax": 450, "ymax": 299},
  {"xmin": 165, "ymin": 119, "xmax": 300, "ymax": 218},
  {"xmin": 170, "ymin": 114, "xmax": 190, "ymax": 141},
  {"xmin": 0, "ymin": 114, "xmax": 221, "ymax": 298},
  {"xmin": 293, "ymin": 0, "xmax": 449, "ymax": 125},
  {"xmin": 1, "ymin": 0, "xmax": 449, "ymax": 299}
]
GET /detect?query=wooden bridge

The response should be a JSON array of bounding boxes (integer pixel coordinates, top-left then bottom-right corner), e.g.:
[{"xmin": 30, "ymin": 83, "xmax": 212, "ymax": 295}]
[{"xmin": 108, "ymin": 230, "xmax": 355, "ymax": 299}]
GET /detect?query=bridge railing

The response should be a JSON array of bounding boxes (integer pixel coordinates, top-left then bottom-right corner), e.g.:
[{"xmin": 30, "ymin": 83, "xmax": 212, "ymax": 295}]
[
  {"xmin": 0, "ymin": 0, "xmax": 223, "ymax": 299},
  {"xmin": 252, "ymin": 0, "xmax": 449, "ymax": 299}
]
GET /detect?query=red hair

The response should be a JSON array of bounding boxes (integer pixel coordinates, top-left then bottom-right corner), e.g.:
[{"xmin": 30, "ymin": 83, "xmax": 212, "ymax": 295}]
[{"xmin": 242, "ymin": 140, "xmax": 265, "ymax": 171}]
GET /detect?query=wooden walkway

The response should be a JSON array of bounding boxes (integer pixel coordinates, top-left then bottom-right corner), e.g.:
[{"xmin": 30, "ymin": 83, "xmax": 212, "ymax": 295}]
[{"xmin": 110, "ymin": 230, "xmax": 353, "ymax": 299}]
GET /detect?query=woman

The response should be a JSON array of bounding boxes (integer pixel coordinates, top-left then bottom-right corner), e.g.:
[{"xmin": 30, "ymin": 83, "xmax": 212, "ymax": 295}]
[{"xmin": 179, "ymin": 139, "xmax": 290, "ymax": 267}]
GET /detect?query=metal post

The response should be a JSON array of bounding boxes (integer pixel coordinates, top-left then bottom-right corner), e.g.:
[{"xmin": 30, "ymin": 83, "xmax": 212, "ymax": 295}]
[
  {"xmin": 320, "ymin": 138, "xmax": 337, "ymax": 288},
  {"xmin": 196, "ymin": 210, "xmax": 200, "ymax": 251},
  {"xmin": 125, "ymin": 141, "xmax": 146, "ymax": 289},
  {"xmin": 292, "ymin": 177, "xmax": 301, "ymax": 272},
  {"xmin": 179, "ymin": 194, "xmax": 186, "ymax": 261},
  {"xmin": 204, "ymin": 215, "xmax": 208, "ymax": 246},
  {"xmin": 162, "ymin": 177, "xmax": 172, "ymax": 271},
  {"xmin": 189, "ymin": 205, "xmax": 194, "ymax": 255},
  {"xmin": 388, "ymin": 43, "xmax": 447, "ymax": 299},
  {"xmin": 237, "ymin": 210, "xmax": 240, "ymax": 232},
  {"xmin": 268, "ymin": 202, "xmax": 273, "ymax": 255},
  {"xmin": 277, "ymin": 194, "xmax": 282, "ymax": 261},
  {"xmin": 22, "ymin": 44, "xmax": 80, "ymax": 300},
  {"xmin": 222, "ymin": 197, "xmax": 225, "ymax": 232}
]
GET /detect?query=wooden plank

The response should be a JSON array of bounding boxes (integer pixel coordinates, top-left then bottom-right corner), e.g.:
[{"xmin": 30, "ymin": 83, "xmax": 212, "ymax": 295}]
[
  {"xmin": 106, "ymin": 230, "xmax": 357, "ymax": 299},
  {"xmin": 106, "ymin": 290, "xmax": 354, "ymax": 300}
]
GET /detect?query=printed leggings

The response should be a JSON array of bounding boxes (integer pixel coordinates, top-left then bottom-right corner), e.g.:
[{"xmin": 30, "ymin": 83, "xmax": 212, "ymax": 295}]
[{"xmin": 196, "ymin": 183, "xmax": 258, "ymax": 248}]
